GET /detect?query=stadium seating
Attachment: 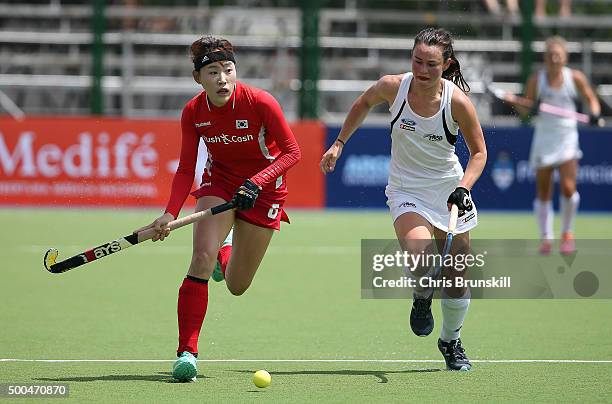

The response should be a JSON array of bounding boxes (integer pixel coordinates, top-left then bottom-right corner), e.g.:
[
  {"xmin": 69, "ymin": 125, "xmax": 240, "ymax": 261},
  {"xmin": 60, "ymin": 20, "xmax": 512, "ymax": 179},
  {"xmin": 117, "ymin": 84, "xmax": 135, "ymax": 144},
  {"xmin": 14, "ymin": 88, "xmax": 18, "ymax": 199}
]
[{"xmin": 0, "ymin": 1, "xmax": 611, "ymax": 123}]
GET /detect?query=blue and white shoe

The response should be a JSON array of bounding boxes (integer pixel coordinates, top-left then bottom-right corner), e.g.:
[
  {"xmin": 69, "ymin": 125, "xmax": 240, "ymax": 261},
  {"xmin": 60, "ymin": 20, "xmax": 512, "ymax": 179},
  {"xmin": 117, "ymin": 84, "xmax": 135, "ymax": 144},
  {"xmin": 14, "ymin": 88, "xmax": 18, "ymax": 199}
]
[
  {"xmin": 173, "ymin": 351, "xmax": 197, "ymax": 382},
  {"xmin": 212, "ymin": 228, "xmax": 233, "ymax": 282}
]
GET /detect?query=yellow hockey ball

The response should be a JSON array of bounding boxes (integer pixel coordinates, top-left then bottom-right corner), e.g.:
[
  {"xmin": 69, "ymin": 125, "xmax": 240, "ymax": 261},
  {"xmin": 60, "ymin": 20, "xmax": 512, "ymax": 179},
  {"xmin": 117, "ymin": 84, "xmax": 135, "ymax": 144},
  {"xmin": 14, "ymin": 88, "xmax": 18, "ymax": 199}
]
[{"xmin": 252, "ymin": 369, "xmax": 271, "ymax": 388}]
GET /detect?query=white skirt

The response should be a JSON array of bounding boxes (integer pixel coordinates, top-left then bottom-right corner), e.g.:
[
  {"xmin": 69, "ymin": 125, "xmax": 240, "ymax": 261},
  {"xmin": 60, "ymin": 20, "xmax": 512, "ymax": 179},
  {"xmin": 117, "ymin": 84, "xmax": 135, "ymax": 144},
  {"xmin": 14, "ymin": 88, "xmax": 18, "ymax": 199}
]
[
  {"xmin": 385, "ymin": 180, "xmax": 478, "ymax": 234},
  {"xmin": 529, "ymin": 127, "xmax": 582, "ymax": 168}
]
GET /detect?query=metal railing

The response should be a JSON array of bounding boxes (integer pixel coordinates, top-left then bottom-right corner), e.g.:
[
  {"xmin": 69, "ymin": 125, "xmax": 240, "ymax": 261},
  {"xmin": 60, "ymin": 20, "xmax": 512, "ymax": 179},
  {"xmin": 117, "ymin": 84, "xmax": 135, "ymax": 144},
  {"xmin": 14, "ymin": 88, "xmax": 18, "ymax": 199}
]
[{"xmin": 1, "ymin": 4, "xmax": 612, "ymax": 124}]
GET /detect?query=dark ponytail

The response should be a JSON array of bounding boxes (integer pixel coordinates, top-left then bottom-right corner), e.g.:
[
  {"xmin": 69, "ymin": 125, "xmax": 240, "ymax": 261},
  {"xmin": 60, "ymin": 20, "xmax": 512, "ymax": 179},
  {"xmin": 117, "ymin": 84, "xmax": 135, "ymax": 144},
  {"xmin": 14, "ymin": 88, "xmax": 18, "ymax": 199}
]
[{"xmin": 413, "ymin": 27, "xmax": 470, "ymax": 93}]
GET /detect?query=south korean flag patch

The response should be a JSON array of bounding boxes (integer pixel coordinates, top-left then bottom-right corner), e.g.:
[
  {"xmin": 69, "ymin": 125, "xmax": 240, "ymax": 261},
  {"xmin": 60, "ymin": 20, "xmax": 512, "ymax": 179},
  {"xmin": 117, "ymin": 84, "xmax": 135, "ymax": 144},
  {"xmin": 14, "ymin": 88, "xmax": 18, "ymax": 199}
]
[{"xmin": 236, "ymin": 120, "xmax": 248, "ymax": 129}]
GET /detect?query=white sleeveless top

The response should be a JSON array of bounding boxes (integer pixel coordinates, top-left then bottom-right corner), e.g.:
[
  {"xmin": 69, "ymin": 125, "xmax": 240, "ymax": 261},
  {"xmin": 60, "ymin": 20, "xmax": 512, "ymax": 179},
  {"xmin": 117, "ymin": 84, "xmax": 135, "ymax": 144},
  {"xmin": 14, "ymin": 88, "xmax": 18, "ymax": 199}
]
[
  {"xmin": 534, "ymin": 66, "xmax": 578, "ymax": 134},
  {"xmin": 386, "ymin": 72, "xmax": 464, "ymax": 192}
]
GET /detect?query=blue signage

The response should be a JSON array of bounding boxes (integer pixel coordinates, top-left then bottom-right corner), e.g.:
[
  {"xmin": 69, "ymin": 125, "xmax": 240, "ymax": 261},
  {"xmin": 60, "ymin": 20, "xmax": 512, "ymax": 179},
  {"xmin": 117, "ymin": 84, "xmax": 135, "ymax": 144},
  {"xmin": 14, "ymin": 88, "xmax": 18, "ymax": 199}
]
[{"xmin": 325, "ymin": 125, "xmax": 612, "ymax": 211}]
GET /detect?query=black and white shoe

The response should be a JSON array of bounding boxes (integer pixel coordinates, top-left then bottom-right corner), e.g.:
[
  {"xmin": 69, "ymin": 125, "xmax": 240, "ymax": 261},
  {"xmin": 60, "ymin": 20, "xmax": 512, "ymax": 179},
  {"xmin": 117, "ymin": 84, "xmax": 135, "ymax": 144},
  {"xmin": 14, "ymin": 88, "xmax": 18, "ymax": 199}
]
[
  {"xmin": 438, "ymin": 338, "xmax": 472, "ymax": 371},
  {"xmin": 410, "ymin": 293, "xmax": 434, "ymax": 337}
]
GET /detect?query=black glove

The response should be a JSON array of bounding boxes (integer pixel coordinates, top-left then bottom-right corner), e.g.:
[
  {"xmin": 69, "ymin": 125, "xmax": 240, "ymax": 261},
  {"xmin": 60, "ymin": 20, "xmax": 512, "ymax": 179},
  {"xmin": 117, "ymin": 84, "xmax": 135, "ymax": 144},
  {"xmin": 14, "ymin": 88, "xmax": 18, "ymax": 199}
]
[
  {"xmin": 232, "ymin": 179, "xmax": 261, "ymax": 211},
  {"xmin": 529, "ymin": 99, "xmax": 541, "ymax": 118},
  {"xmin": 447, "ymin": 187, "xmax": 473, "ymax": 216},
  {"xmin": 589, "ymin": 114, "xmax": 604, "ymax": 127}
]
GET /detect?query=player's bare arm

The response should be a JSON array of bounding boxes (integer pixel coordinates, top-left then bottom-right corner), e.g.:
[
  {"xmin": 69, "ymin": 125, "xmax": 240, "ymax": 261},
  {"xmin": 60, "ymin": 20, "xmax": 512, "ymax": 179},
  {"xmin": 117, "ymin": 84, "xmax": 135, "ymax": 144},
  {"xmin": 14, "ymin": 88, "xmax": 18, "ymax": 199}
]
[
  {"xmin": 320, "ymin": 75, "xmax": 400, "ymax": 174},
  {"xmin": 573, "ymin": 69, "xmax": 601, "ymax": 117},
  {"xmin": 451, "ymin": 89, "xmax": 487, "ymax": 191},
  {"xmin": 512, "ymin": 74, "xmax": 538, "ymax": 118}
]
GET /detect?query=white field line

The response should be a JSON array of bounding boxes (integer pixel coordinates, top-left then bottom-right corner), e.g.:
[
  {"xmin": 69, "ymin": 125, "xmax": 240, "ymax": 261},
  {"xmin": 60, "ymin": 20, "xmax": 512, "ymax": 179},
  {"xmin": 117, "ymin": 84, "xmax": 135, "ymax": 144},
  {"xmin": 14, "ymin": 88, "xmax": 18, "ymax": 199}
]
[{"xmin": 1, "ymin": 359, "xmax": 611, "ymax": 364}]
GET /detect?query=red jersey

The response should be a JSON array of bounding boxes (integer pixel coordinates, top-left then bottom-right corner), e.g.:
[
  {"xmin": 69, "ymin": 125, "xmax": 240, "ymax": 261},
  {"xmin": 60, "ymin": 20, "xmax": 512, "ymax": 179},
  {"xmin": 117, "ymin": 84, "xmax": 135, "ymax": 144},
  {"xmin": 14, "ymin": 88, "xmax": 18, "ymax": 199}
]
[{"xmin": 165, "ymin": 81, "xmax": 301, "ymax": 218}]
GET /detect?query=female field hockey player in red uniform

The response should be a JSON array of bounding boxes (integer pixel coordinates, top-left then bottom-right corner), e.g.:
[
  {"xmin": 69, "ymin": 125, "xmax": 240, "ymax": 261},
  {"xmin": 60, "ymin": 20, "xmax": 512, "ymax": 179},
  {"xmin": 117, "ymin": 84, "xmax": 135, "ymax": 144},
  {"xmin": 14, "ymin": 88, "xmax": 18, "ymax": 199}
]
[
  {"xmin": 320, "ymin": 27, "xmax": 487, "ymax": 371},
  {"xmin": 136, "ymin": 36, "xmax": 301, "ymax": 381}
]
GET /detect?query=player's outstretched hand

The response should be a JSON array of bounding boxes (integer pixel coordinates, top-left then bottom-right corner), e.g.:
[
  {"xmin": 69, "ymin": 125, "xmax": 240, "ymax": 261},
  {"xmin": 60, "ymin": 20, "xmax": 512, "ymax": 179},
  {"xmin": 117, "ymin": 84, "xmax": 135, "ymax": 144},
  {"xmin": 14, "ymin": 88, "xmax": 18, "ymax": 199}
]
[
  {"xmin": 133, "ymin": 212, "xmax": 174, "ymax": 242},
  {"xmin": 320, "ymin": 141, "xmax": 344, "ymax": 174},
  {"xmin": 232, "ymin": 179, "xmax": 261, "ymax": 211},
  {"xmin": 447, "ymin": 187, "xmax": 473, "ymax": 216}
]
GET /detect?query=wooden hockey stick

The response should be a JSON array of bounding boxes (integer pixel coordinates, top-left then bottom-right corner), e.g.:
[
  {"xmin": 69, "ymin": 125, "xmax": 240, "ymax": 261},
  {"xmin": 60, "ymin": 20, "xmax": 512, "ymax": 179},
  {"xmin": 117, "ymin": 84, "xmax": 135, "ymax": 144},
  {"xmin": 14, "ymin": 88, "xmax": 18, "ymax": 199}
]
[{"xmin": 43, "ymin": 201, "xmax": 235, "ymax": 274}]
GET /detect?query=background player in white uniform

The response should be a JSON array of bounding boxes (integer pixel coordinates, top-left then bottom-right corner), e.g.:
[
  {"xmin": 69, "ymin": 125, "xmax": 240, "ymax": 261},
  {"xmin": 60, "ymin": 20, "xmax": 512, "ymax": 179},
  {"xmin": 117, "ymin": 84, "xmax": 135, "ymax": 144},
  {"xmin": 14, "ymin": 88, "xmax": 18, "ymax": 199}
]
[
  {"xmin": 320, "ymin": 27, "xmax": 487, "ymax": 371},
  {"xmin": 519, "ymin": 36, "xmax": 601, "ymax": 255}
]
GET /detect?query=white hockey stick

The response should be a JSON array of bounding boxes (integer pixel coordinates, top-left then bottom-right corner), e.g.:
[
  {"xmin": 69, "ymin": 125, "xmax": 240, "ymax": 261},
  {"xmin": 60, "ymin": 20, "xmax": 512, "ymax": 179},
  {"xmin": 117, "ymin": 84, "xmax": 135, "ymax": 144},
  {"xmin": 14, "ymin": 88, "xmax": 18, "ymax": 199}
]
[{"xmin": 487, "ymin": 85, "xmax": 605, "ymax": 126}]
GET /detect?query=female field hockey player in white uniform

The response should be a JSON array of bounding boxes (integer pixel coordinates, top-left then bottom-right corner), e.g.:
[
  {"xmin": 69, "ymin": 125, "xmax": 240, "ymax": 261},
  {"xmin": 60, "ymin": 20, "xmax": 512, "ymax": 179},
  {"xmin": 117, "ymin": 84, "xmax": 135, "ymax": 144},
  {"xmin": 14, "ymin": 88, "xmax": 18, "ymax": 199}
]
[
  {"xmin": 320, "ymin": 27, "xmax": 487, "ymax": 371},
  {"xmin": 519, "ymin": 36, "xmax": 601, "ymax": 255}
]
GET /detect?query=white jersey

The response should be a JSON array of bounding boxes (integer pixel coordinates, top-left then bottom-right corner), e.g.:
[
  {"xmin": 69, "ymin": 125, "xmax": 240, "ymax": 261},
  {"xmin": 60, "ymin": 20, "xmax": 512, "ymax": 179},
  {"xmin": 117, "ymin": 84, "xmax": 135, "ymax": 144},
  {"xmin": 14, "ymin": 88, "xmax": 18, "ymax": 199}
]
[
  {"xmin": 385, "ymin": 72, "xmax": 477, "ymax": 233},
  {"xmin": 534, "ymin": 67, "xmax": 578, "ymax": 133},
  {"xmin": 387, "ymin": 72, "xmax": 463, "ymax": 192},
  {"xmin": 530, "ymin": 67, "xmax": 582, "ymax": 168}
]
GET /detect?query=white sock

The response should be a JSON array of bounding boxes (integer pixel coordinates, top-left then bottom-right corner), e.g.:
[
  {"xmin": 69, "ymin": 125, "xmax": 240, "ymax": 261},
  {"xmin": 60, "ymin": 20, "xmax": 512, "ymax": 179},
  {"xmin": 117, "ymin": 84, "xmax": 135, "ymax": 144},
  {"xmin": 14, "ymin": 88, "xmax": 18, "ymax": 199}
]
[
  {"xmin": 534, "ymin": 199, "xmax": 554, "ymax": 240},
  {"xmin": 560, "ymin": 192, "xmax": 580, "ymax": 234},
  {"xmin": 440, "ymin": 291, "xmax": 470, "ymax": 342},
  {"xmin": 406, "ymin": 266, "xmax": 433, "ymax": 298}
]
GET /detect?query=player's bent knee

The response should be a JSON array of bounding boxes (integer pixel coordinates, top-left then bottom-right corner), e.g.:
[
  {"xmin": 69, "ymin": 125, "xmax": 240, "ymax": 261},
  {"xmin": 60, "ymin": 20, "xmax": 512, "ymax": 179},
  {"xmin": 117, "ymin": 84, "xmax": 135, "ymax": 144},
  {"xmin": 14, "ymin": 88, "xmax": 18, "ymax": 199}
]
[
  {"xmin": 225, "ymin": 276, "xmax": 252, "ymax": 296},
  {"xmin": 189, "ymin": 249, "xmax": 217, "ymax": 276},
  {"xmin": 227, "ymin": 283, "xmax": 249, "ymax": 296},
  {"xmin": 401, "ymin": 239, "xmax": 433, "ymax": 256},
  {"xmin": 229, "ymin": 288, "xmax": 247, "ymax": 296},
  {"xmin": 560, "ymin": 184, "xmax": 576, "ymax": 197}
]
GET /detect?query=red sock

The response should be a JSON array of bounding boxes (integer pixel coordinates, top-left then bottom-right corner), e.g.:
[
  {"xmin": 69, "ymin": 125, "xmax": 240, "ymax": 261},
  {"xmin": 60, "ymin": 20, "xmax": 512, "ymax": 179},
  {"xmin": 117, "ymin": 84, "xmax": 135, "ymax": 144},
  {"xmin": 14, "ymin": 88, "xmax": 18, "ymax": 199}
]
[
  {"xmin": 217, "ymin": 245, "xmax": 232, "ymax": 276},
  {"xmin": 177, "ymin": 277, "xmax": 208, "ymax": 355}
]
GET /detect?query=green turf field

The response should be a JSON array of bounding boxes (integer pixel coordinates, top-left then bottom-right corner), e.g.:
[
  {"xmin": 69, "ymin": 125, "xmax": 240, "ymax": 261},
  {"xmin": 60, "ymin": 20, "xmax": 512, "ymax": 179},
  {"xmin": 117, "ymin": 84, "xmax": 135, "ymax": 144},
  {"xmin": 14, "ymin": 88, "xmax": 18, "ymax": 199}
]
[{"xmin": 1, "ymin": 209, "xmax": 611, "ymax": 403}]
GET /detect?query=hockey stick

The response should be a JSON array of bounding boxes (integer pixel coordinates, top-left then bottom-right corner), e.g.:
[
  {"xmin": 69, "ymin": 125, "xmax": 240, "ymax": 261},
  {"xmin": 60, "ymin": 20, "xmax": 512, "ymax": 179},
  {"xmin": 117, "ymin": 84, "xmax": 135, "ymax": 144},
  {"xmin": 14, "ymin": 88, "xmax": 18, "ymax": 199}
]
[
  {"xmin": 43, "ymin": 201, "xmax": 235, "ymax": 274},
  {"xmin": 0, "ymin": 89, "xmax": 25, "ymax": 121},
  {"xmin": 486, "ymin": 84, "xmax": 605, "ymax": 127},
  {"xmin": 432, "ymin": 204, "xmax": 459, "ymax": 280}
]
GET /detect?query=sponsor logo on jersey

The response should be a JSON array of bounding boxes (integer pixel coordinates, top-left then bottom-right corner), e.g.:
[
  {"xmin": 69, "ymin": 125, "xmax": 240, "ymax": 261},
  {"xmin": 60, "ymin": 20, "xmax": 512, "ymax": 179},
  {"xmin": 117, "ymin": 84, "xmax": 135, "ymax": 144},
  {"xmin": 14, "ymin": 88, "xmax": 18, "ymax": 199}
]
[
  {"xmin": 236, "ymin": 120, "xmax": 248, "ymax": 129},
  {"xmin": 423, "ymin": 133, "xmax": 443, "ymax": 142},
  {"xmin": 195, "ymin": 121, "xmax": 211, "ymax": 127},
  {"xmin": 398, "ymin": 118, "xmax": 416, "ymax": 131},
  {"xmin": 399, "ymin": 201, "xmax": 416, "ymax": 208},
  {"xmin": 463, "ymin": 212, "xmax": 476, "ymax": 223},
  {"xmin": 203, "ymin": 133, "xmax": 254, "ymax": 145},
  {"xmin": 200, "ymin": 182, "xmax": 212, "ymax": 187},
  {"xmin": 491, "ymin": 151, "xmax": 514, "ymax": 191}
]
